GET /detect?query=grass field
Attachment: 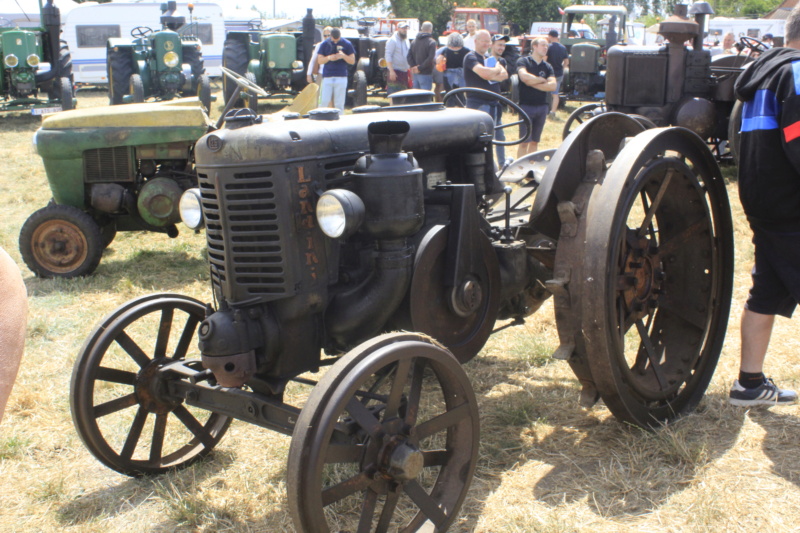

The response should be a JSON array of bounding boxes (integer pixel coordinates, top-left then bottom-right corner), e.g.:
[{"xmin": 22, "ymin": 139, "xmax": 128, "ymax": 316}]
[{"xmin": 0, "ymin": 85, "xmax": 799, "ymax": 532}]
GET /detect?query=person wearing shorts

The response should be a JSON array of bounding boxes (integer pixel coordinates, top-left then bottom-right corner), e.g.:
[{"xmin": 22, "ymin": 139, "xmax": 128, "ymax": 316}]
[
  {"xmin": 728, "ymin": 5, "xmax": 800, "ymax": 406},
  {"xmin": 515, "ymin": 37, "xmax": 556, "ymax": 158}
]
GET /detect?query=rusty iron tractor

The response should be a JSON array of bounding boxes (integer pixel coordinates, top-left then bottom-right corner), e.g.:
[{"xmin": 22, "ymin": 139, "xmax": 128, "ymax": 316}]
[
  {"xmin": 562, "ymin": 1, "xmax": 757, "ymax": 162},
  {"xmin": 68, "ymin": 80, "xmax": 733, "ymax": 531}
]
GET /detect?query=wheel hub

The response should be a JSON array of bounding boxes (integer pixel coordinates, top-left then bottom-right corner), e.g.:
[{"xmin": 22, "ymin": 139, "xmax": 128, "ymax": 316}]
[
  {"xmin": 450, "ymin": 277, "xmax": 483, "ymax": 317},
  {"xmin": 134, "ymin": 358, "xmax": 182, "ymax": 414},
  {"xmin": 380, "ymin": 434, "xmax": 424, "ymax": 482},
  {"xmin": 621, "ymin": 234, "xmax": 664, "ymax": 321}
]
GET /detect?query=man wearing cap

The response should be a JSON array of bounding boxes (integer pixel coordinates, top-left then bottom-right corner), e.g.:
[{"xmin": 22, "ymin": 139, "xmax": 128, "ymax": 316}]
[
  {"xmin": 385, "ymin": 21, "xmax": 411, "ymax": 95},
  {"xmin": 317, "ymin": 28, "xmax": 355, "ymax": 112},
  {"xmin": 516, "ymin": 37, "xmax": 556, "ymax": 157},
  {"xmin": 546, "ymin": 29, "xmax": 568, "ymax": 119},
  {"xmin": 464, "ymin": 30, "xmax": 509, "ymax": 164},
  {"xmin": 408, "ymin": 21, "xmax": 437, "ymax": 90},
  {"xmin": 763, "ymin": 33, "xmax": 774, "ymax": 48}
]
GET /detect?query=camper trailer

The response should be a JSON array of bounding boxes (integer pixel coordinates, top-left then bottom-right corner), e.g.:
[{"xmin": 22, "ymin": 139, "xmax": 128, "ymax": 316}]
[
  {"xmin": 705, "ymin": 17, "xmax": 784, "ymax": 46},
  {"xmin": 63, "ymin": 2, "xmax": 224, "ymax": 85}
]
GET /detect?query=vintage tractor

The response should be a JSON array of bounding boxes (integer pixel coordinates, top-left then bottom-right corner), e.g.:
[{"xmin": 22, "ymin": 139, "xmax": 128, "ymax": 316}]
[
  {"xmin": 106, "ymin": 1, "xmax": 211, "ymax": 112},
  {"xmin": 0, "ymin": 0, "xmax": 75, "ymax": 114},
  {"xmin": 67, "ymin": 76, "xmax": 734, "ymax": 531},
  {"xmin": 19, "ymin": 75, "xmax": 320, "ymax": 278},
  {"xmin": 221, "ymin": 8, "xmax": 315, "ymax": 109},
  {"xmin": 562, "ymin": 2, "xmax": 754, "ymax": 162},
  {"xmin": 348, "ymin": 18, "xmax": 389, "ymax": 105}
]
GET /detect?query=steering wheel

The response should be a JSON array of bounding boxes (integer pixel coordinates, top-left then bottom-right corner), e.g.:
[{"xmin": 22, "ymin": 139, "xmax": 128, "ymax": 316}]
[
  {"xmin": 220, "ymin": 66, "xmax": 269, "ymax": 97},
  {"xmin": 248, "ymin": 18, "xmax": 263, "ymax": 31},
  {"xmin": 739, "ymin": 36, "xmax": 767, "ymax": 54},
  {"xmin": 442, "ymin": 87, "xmax": 532, "ymax": 146},
  {"xmin": 130, "ymin": 26, "xmax": 153, "ymax": 38}
]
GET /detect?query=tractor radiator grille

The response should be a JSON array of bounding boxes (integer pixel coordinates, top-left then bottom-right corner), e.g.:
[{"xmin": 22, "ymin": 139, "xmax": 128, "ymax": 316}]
[
  {"xmin": 83, "ymin": 146, "xmax": 134, "ymax": 182},
  {"xmin": 198, "ymin": 168, "xmax": 292, "ymax": 302}
]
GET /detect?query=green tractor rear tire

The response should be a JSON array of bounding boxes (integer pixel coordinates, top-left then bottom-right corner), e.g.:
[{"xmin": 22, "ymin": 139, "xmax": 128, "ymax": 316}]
[
  {"xmin": 197, "ymin": 74, "xmax": 211, "ymax": 112},
  {"xmin": 108, "ymin": 48, "xmax": 134, "ymax": 105},
  {"xmin": 130, "ymin": 74, "xmax": 144, "ymax": 103},
  {"xmin": 59, "ymin": 77, "xmax": 74, "ymax": 111},
  {"xmin": 20, "ymin": 204, "xmax": 104, "ymax": 278},
  {"xmin": 222, "ymin": 37, "xmax": 249, "ymax": 106}
]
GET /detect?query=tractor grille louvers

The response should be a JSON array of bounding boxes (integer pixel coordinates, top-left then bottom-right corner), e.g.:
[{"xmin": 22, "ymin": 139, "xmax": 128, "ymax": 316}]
[
  {"xmin": 83, "ymin": 146, "xmax": 134, "ymax": 182},
  {"xmin": 198, "ymin": 168, "xmax": 292, "ymax": 302}
]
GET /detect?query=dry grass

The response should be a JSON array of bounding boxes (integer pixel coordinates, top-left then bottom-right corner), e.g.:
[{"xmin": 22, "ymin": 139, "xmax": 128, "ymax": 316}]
[{"xmin": 0, "ymin": 86, "xmax": 799, "ymax": 533}]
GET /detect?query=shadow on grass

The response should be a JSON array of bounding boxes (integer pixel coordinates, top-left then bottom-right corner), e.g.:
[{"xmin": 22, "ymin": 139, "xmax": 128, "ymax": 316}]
[
  {"xmin": 746, "ymin": 407, "xmax": 800, "ymax": 487},
  {"xmin": 25, "ymin": 248, "xmax": 209, "ymax": 297},
  {"xmin": 55, "ymin": 448, "xmax": 237, "ymax": 527},
  {"xmin": 456, "ymin": 356, "xmax": 747, "ymax": 527}
]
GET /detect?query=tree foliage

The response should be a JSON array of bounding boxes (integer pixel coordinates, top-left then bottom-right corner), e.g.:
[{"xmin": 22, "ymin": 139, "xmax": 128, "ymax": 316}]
[
  {"xmin": 497, "ymin": 0, "xmax": 564, "ymax": 27},
  {"xmin": 342, "ymin": 0, "xmax": 453, "ymax": 33}
]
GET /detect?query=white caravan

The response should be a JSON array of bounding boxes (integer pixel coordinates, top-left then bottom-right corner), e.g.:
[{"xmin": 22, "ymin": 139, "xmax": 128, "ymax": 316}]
[
  {"xmin": 62, "ymin": 2, "xmax": 225, "ymax": 85},
  {"xmin": 705, "ymin": 17, "xmax": 785, "ymax": 46}
]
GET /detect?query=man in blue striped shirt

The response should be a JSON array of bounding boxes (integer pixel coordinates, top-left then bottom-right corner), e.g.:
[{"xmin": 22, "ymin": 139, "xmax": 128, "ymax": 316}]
[{"xmin": 729, "ymin": 6, "xmax": 800, "ymax": 406}]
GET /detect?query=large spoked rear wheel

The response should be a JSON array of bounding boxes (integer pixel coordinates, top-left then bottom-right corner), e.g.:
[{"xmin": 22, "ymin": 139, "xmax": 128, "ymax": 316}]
[
  {"xmin": 581, "ymin": 127, "xmax": 734, "ymax": 427},
  {"xmin": 287, "ymin": 332, "xmax": 479, "ymax": 532},
  {"xmin": 70, "ymin": 295, "xmax": 231, "ymax": 477},
  {"xmin": 562, "ymin": 102, "xmax": 606, "ymax": 140}
]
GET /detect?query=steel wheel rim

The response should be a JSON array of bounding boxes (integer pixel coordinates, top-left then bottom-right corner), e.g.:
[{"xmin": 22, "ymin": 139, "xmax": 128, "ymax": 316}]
[
  {"xmin": 583, "ymin": 127, "xmax": 733, "ymax": 425},
  {"xmin": 30, "ymin": 218, "xmax": 89, "ymax": 274},
  {"xmin": 71, "ymin": 297, "xmax": 231, "ymax": 476},
  {"xmin": 289, "ymin": 333, "xmax": 479, "ymax": 532}
]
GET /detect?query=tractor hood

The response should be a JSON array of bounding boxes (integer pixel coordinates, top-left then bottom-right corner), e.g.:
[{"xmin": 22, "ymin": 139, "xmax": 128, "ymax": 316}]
[{"xmin": 40, "ymin": 98, "xmax": 213, "ymax": 130}]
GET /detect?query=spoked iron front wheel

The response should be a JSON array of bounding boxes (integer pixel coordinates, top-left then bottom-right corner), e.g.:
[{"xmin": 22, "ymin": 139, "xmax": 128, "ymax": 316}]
[
  {"xmin": 70, "ymin": 294, "xmax": 231, "ymax": 476},
  {"xmin": 288, "ymin": 332, "xmax": 479, "ymax": 532},
  {"xmin": 581, "ymin": 127, "xmax": 734, "ymax": 426}
]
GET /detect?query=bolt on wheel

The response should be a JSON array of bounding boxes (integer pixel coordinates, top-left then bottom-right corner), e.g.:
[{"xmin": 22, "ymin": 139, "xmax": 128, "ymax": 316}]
[{"xmin": 288, "ymin": 332, "xmax": 479, "ymax": 532}]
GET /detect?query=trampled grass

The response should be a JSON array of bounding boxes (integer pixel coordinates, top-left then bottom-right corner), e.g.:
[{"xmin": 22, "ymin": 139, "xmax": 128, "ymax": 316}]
[{"xmin": 0, "ymin": 86, "xmax": 798, "ymax": 532}]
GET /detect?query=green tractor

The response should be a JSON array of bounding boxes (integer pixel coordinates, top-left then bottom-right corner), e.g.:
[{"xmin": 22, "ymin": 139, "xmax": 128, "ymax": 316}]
[
  {"xmin": 18, "ymin": 72, "xmax": 320, "ymax": 279},
  {"xmin": 0, "ymin": 0, "xmax": 75, "ymax": 114},
  {"xmin": 222, "ymin": 9, "xmax": 316, "ymax": 108},
  {"xmin": 106, "ymin": 1, "xmax": 211, "ymax": 111}
]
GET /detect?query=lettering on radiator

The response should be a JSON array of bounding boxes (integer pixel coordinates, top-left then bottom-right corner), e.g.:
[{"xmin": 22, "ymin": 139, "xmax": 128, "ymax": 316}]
[{"xmin": 297, "ymin": 167, "xmax": 319, "ymax": 279}]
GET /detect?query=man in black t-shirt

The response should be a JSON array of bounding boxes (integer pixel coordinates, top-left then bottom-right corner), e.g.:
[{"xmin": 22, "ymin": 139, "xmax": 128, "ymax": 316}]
[
  {"xmin": 516, "ymin": 37, "xmax": 556, "ymax": 157},
  {"xmin": 464, "ymin": 30, "xmax": 509, "ymax": 164},
  {"xmin": 546, "ymin": 30, "xmax": 569, "ymax": 118}
]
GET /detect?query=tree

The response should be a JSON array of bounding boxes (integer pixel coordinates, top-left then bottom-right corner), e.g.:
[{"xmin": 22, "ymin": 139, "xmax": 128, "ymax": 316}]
[{"xmin": 497, "ymin": 0, "xmax": 563, "ymax": 29}]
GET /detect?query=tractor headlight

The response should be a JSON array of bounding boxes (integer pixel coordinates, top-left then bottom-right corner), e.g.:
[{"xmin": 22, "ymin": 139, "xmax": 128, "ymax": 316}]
[
  {"xmin": 27, "ymin": 54, "xmax": 40, "ymax": 67},
  {"xmin": 179, "ymin": 188, "xmax": 205, "ymax": 230},
  {"xmin": 163, "ymin": 51, "xmax": 180, "ymax": 68},
  {"xmin": 316, "ymin": 190, "xmax": 365, "ymax": 239},
  {"xmin": 268, "ymin": 61, "xmax": 276, "ymax": 68},
  {"xmin": 4, "ymin": 54, "xmax": 18, "ymax": 68},
  {"xmin": 291, "ymin": 60, "xmax": 303, "ymax": 69},
  {"xmin": 378, "ymin": 58, "xmax": 387, "ymax": 68}
]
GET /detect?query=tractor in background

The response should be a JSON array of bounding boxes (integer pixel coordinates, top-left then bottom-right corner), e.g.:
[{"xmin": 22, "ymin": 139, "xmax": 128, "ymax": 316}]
[
  {"xmin": 106, "ymin": 1, "xmax": 211, "ymax": 111},
  {"xmin": 0, "ymin": 0, "xmax": 76, "ymax": 114},
  {"xmin": 221, "ymin": 8, "xmax": 315, "ymax": 109}
]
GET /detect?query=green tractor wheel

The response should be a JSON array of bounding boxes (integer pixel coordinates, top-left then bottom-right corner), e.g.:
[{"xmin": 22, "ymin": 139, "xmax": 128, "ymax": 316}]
[
  {"xmin": 222, "ymin": 37, "xmax": 249, "ymax": 106},
  {"xmin": 108, "ymin": 48, "xmax": 134, "ymax": 105},
  {"xmin": 59, "ymin": 77, "xmax": 74, "ymax": 111},
  {"xmin": 59, "ymin": 39, "xmax": 73, "ymax": 82},
  {"xmin": 245, "ymin": 72, "xmax": 259, "ymax": 111},
  {"xmin": 19, "ymin": 204, "xmax": 104, "ymax": 278},
  {"xmin": 197, "ymin": 74, "xmax": 211, "ymax": 113},
  {"xmin": 130, "ymin": 74, "xmax": 144, "ymax": 103}
]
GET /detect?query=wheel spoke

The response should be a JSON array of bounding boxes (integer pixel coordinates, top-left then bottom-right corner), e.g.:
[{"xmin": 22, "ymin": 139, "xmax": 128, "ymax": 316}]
[
  {"xmin": 325, "ymin": 443, "xmax": 365, "ymax": 464},
  {"xmin": 154, "ymin": 308, "xmax": 174, "ymax": 359},
  {"xmin": 384, "ymin": 358, "xmax": 412, "ymax": 421},
  {"xmin": 422, "ymin": 449, "xmax": 449, "ymax": 467},
  {"xmin": 415, "ymin": 402, "xmax": 471, "ymax": 441},
  {"xmin": 120, "ymin": 407, "xmax": 148, "ymax": 460},
  {"xmin": 404, "ymin": 479, "xmax": 448, "ymax": 528},
  {"xmin": 115, "ymin": 331, "xmax": 151, "ymax": 368},
  {"xmin": 94, "ymin": 393, "xmax": 138, "ymax": 418},
  {"xmin": 150, "ymin": 413, "xmax": 167, "ymax": 464},
  {"xmin": 321, "ymin": 470, "xmax": 374, "ymax": 506},
  {"xmin": 356, "ymin": 487, "xmax": 380, "ymax": 533},
  {"xmin": 634, "ymin": 319, "xmax": 667, "ymax": 390},
  {"xmin": 375, "ymin": 490, "xmax": 400, "ymax": 533},
  {"xmin": 172, "ymin": 404, "xmax": 216, "ymax": 448},
  {"xmin": 96, "ymin": 366, "xmax": 137, "ymax": 385},
  {"xmin": 637, "ymin": 169, "xmax": 673, "ymax": 238},
  {"xmin": 345, "ymin": 397, "xmax": 383, "ymax": 438},
  {"xmin": 403, "ymin": 359, "xmax": 426, "ymax": 427},
  {"xmin": 497, "ymin": 118, "xmax": 524, "ymax": 130},
  {"xmin": 172, "ymin": 315, "xmax": 200, "ymax": 360}
]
